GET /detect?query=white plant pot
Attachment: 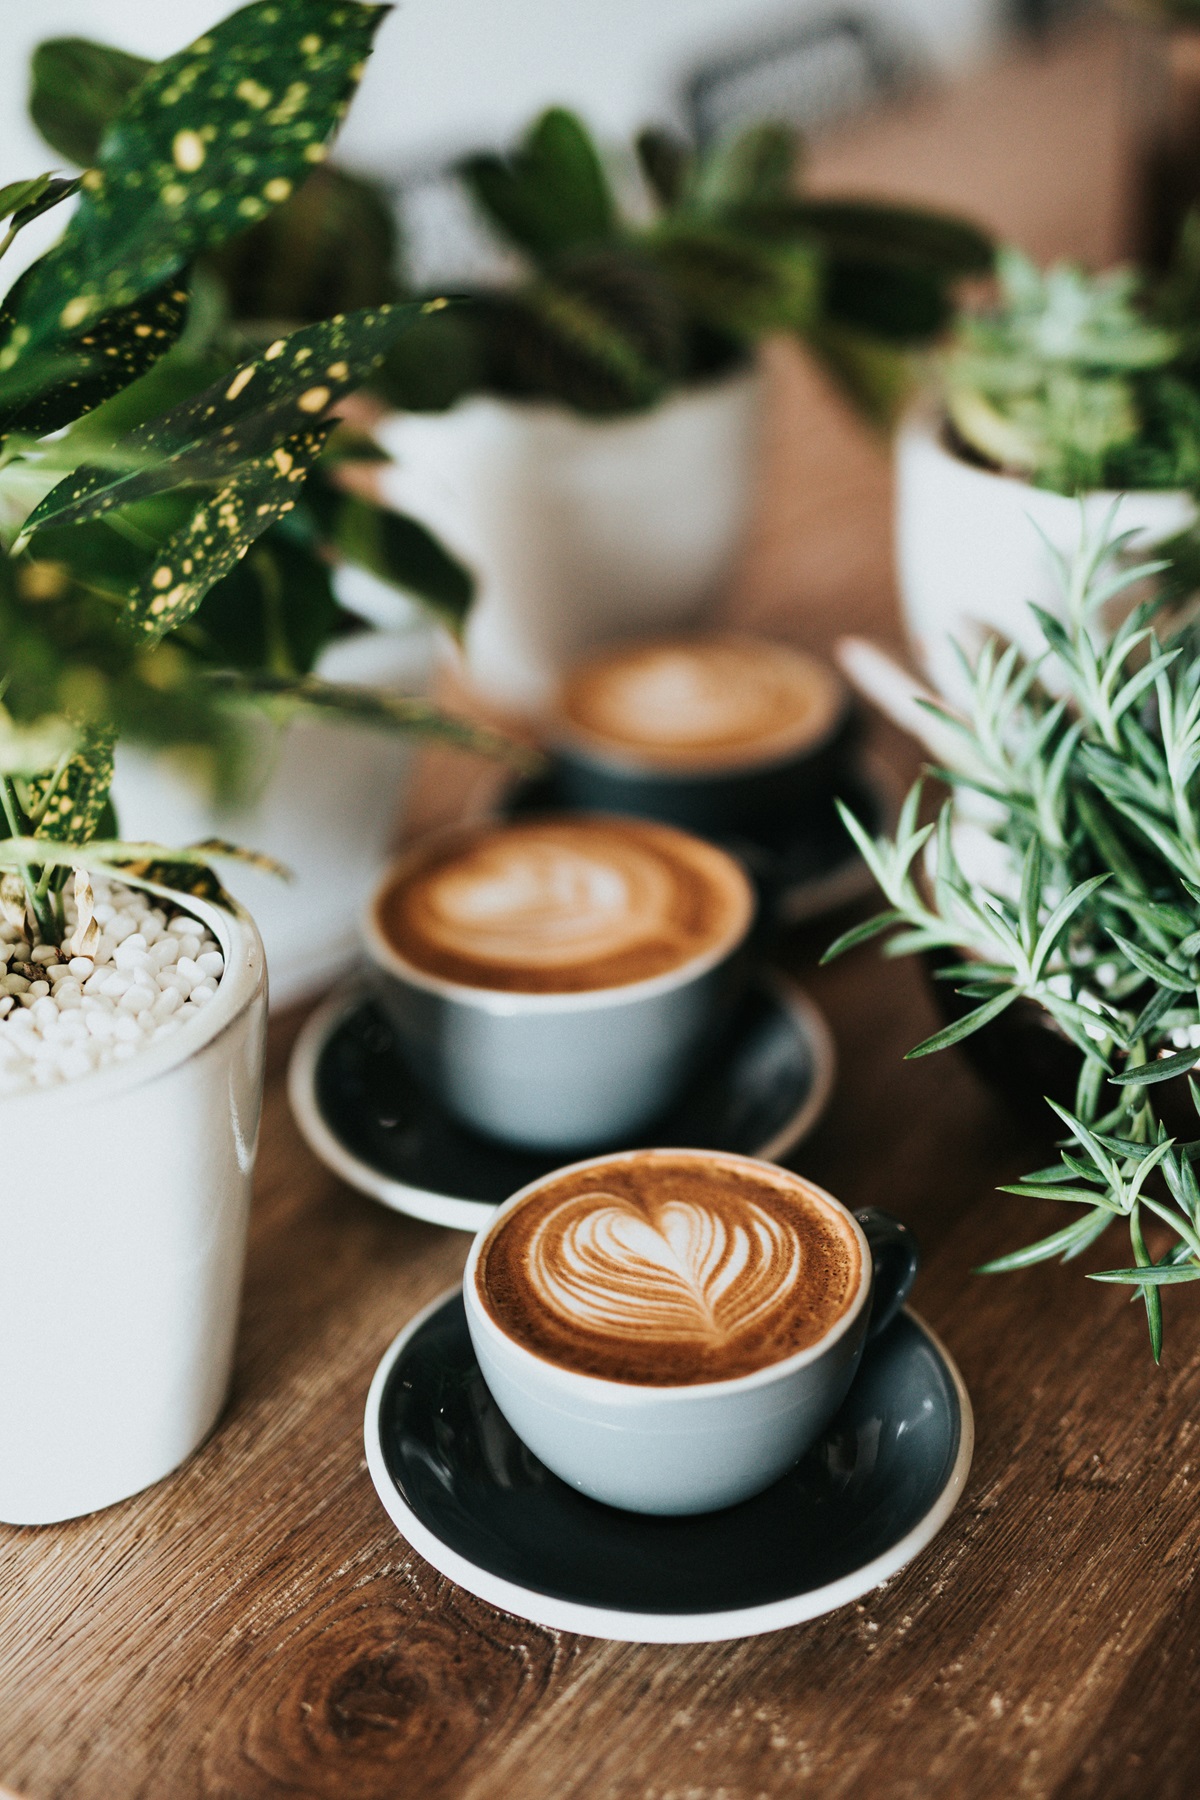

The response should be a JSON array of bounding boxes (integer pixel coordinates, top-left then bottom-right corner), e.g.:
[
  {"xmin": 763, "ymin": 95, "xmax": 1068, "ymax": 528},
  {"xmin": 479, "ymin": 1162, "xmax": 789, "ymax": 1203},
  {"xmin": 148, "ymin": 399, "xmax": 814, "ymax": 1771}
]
[
  {"xmin": 895, "ymin": 409, "xmax": 1196, "ymax": 706},
  {"xmin": 376, "ymin": 366, "xmax": 764, "ymax": 710},
  {"xmin": 112, "ymin": 624, "xmax": 436, "ymax": 1010},
  {"xmin": 0, "ymin": 897, "xmax": 267, "ymax": 1525}
]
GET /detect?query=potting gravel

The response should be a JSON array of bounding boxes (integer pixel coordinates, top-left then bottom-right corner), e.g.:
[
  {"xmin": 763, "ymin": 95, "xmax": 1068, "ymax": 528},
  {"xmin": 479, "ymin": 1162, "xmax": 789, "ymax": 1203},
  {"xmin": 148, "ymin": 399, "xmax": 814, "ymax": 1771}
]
[{"xmin": 0, "ymin": 878, "xmax": 225, "ymax": 1097}]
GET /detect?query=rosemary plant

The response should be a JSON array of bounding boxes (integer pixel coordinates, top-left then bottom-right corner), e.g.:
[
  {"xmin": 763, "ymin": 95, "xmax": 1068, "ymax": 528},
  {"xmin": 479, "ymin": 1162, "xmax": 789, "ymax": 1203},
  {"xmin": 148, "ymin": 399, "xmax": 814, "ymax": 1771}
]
[{"xmin": 827, "ymin": 516, "xmax": 1200, "ymax": 1356}]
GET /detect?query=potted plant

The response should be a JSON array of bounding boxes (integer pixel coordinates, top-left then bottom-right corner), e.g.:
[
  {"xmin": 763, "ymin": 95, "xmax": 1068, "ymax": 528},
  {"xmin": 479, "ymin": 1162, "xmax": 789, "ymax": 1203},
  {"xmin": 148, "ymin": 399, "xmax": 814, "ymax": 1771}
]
[
  {"xmin": 897, "ymin": 245, "xmax": 1198, "ymax": 705},
  {"xmin": 0, "ymin": 0, "xmax": 516, "ymax": 1526},
  {"xmin": 24, "ymin": 25, "xmax": 487, "ymax": 1004},
  {"xmin": 365, "ymin": 108, "xmax": 993, "ymax": 706},
  {"xmin": 831, "ymin": 517, "xmax": 1200, "ymax": 1360}
]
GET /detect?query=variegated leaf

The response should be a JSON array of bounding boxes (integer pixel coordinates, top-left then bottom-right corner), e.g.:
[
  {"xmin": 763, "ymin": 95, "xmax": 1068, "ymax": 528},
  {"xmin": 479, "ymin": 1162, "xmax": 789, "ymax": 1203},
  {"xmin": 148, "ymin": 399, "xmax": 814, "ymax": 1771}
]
[
  {"xmin": 0, "ymin": 279, "xmax": 188, "ymax": 439},
  {"xmin": 18, "ymin": 303, "xmax": 423, "ymax": 543},
  {"xmin": 29, "ymin": 721, "xmax": 116, "ymax": 843},
  {"xmin": 126, "ymin": 424, "xmax": 332, "ymax": 643},
  {"xmin": 0, "ymin": 1, "xmax": 388, "ymax": 376}
]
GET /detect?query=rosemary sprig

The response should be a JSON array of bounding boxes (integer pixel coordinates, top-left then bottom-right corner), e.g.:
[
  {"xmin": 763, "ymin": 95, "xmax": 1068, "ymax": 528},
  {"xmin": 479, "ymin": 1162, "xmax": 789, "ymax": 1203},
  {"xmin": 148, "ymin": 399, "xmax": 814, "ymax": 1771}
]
[{"xmin": 828, "ymin": 514, "xmax": 1200, "ymax": 1356}]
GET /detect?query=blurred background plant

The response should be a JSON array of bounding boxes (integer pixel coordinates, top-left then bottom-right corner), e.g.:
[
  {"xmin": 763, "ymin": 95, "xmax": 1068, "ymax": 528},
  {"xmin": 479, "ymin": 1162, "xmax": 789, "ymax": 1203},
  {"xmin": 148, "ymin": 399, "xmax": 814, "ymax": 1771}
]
[
  {"xmin": 0, "ymin": 0, "xmax": 520, "ymax": 943},
  {"xmin": 377, "ymin": 106, "xmax": 995, "ymax": 427},
  {"xmin": 828, "ymin": 518, "xmax": 1200, "ymax": 1355}
]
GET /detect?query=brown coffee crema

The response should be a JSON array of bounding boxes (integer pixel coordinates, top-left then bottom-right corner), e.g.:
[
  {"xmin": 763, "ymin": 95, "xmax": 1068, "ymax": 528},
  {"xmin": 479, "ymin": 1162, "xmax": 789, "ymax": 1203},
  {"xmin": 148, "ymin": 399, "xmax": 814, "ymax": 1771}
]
[
  {"xmin": 555, "ymin": 634, "xmax": 846, "ymax": 774},
  {"xmin": 476, "ymin": 1152, "xmax": 863, "ymax": 1384},
  {"xmin": 375, "ymin": 816, "xmax": 753, "ymax": 994}
]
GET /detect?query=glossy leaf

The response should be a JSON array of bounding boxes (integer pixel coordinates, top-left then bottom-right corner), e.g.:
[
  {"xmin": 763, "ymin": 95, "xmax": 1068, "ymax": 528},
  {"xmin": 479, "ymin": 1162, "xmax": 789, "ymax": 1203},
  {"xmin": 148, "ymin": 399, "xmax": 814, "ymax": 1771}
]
[
  {"xmin": 459, "ymin": 108, "xmax": 615, "ymax": 262},
  {"xmin": 28, "ymin": 722, "xmax": 116, "ymax": 843},
  {"xmin": 0, "ymin": 279, "xmax": 188, "ymax": 440},
  {"xmin": 1, "ymin": 2, "xmax": 389, "ymax": 377},
  {"xmin": 125, "ymin": 424, "xmax": 333, "ymax": 643},
  {"xmin": 30, "ymin": 39, "xmax": 152, "ymax": 167},
  {"xmin": 18, "ymin": 303, "xmax": 423, "ymax": 541}
]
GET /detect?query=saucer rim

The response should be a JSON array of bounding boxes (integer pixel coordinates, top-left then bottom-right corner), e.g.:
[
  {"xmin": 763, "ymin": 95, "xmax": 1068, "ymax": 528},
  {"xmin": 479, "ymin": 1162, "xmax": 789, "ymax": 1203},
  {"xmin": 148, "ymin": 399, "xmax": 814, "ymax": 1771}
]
[
  {"xmin": 288, "ymin": 971, "xmax": 836, "ymax": 1234},
  {"xmin": 362, "ymin": 1287, "xmax": 975, "ymax": 1645}
]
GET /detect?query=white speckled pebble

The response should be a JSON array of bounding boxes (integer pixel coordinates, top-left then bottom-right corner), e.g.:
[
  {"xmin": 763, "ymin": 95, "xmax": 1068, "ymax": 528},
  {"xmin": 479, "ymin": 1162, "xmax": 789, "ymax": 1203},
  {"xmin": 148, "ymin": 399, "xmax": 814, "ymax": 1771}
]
[{"xmin": 0, "ymin": 879, "xmax": 225, "ymax": 1095}]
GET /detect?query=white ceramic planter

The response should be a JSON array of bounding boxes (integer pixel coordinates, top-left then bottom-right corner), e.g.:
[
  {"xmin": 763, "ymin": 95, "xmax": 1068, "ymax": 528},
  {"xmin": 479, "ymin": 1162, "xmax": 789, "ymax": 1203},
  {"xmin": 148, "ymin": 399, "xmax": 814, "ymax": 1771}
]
[
  {"xmin": 895, "ymin": 408, "xmax": 1196, "ymax": 705},
  {"xmin": 376, "ymin": 366, "xmax": 764, "ymax": 710},
  {"xmin": 0, "ymin": 897, "xmax": 267, "ymax": 1525},
  {"xmin": 112, "ymin": 623, "xmax": 436, "ymax": 1010}
]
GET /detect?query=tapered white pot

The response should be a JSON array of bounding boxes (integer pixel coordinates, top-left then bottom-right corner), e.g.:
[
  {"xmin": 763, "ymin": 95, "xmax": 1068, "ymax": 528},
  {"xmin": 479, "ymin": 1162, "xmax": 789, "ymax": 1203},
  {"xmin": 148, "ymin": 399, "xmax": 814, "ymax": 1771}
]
[
  {"xmin": 376, "ymin": 366, "xmax": 764, "ymax": 710},
  {"xmin": 896, "ymin": 408, "xmax": 1195, "ymax": 706},
  {"xmin": 0, "ymin": 898, "xmax": 266, "ymax": 1525},
  {"xmin": 113, "ymin": 623, "xmax": 436, "ymax": 1009}
]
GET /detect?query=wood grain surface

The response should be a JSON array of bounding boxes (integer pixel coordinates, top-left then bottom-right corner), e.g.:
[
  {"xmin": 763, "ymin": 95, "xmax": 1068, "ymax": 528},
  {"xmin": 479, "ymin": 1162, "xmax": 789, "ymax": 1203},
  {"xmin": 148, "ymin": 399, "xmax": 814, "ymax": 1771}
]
[{"xmin": 5, "ymin": 22, "xmax": 1199, "ymax": 1800}]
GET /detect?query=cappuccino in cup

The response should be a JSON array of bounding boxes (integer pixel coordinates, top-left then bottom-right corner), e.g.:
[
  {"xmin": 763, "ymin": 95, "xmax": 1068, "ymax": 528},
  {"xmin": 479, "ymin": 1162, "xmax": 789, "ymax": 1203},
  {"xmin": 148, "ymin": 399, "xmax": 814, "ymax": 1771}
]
[
  {"xmin": 549, "ymin": 635, "xmax": 853, "ymax": 839},
  {"xmin": 475, "ymin": 1150, "xmax": 861, "ymax": 1384},
  {"xmin": 464, "ymin": 1150, "xmax": 916, "ymax": 1513},
  {"xmin": 364, "ymin": 819, "xmax": 755, "ymax": 1151}
]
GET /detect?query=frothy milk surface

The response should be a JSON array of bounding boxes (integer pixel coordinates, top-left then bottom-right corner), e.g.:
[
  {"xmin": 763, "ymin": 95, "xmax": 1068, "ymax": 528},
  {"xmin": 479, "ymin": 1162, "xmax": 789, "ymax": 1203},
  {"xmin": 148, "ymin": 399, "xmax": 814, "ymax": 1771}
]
[
  {"xmin": 375, "ymin": 817, "xmax": 754, "ymax": 994},
  {"xmin": 477, "ymin": 1152, "xmax": 863, "ymax": 1383},
  {"xmin": 556, "ymin": 635, "xmax": 846, "ymax": 773}
]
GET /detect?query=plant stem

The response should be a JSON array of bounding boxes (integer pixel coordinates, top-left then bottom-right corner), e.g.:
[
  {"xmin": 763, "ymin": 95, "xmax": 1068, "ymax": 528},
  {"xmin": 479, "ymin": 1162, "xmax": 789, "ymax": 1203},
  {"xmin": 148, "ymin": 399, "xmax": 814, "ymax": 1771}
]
[{"xmin": 0, "ymin": 775, "xmax": 55, "ymax": 942}]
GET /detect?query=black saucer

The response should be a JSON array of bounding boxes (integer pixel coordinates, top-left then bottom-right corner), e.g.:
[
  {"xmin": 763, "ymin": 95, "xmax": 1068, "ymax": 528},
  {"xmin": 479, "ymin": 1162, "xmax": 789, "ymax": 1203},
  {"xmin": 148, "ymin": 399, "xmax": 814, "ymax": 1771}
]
[
  {"xmin": 363, "ymin": 1290, "xmax": 974, "ymax": 1644},
  {"xmin": 502, "ymin": 757, "xmax": 892, "ymax": 925},
  {"xmin": 289, "ymin": 972, "xmax": 835, "ymax": 1233}
]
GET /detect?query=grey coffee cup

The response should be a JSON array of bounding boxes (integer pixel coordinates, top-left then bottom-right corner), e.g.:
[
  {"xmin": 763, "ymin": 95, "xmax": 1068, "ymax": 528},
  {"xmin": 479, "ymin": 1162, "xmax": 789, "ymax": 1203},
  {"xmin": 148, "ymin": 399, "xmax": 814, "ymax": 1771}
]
[
  {"xmin": 463, "ymin": 1153, "xmax": 919, "ymax": 1514},
  {"xmin": 362, "ymin": 836, "xmax": 756, "ymax": 1153}
]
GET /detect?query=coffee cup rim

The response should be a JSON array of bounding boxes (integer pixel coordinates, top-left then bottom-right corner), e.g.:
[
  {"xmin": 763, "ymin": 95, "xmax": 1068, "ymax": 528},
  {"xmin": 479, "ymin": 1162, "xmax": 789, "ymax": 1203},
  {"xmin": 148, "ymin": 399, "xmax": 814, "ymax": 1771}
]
[
  {"xmin": 546, "ymin": 636, "xmax": 850, "ymax": 782},
  {"xmin": 362, "ymin": 818, "xmax": 756, "ymax": 1013},
  {"xmin": 463, "ymin": 1148, "xmax": 874, "ymax": 1399}
]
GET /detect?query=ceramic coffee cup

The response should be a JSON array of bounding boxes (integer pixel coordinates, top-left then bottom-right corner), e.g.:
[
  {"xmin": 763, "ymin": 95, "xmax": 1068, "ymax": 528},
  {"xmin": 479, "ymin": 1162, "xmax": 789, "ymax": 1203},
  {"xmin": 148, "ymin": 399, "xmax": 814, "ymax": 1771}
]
[
  {"xmin": 363, "ymin": 817, "xmax": 756, "ymax": 1152},
  {"xmin": 548, "ymin": 633, "xmax": 858, "ymax": 840},
  {"xmin": 463, "ymin": 1149, "xmax": 918, "ymax": 1514}
]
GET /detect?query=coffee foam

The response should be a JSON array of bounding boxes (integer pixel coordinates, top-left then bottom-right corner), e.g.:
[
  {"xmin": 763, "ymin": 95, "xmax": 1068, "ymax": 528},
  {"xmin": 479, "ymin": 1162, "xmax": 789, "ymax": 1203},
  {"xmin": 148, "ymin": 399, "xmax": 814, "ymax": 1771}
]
[
  {"xmin": 375, "ymin": 816, "xmax": 753, "ymax": 995},
  {"xmin": 477, "ymin": 1153, "xmax": 863, "ymax": 1384},
  {"xmin": 556, "ymin": 635, "xmax": 846, "ymax": 774}
]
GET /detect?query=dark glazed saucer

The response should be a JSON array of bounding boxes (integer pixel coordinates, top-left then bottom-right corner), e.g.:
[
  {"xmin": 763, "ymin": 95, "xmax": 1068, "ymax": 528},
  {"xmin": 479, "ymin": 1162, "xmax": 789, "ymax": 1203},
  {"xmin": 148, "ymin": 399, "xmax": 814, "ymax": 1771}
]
[
  {"xmin": 289, "ymin": 971, "xmax": 835, "ymax": 1234},
  {"xmin": 363, "ymin": 1290, "xmax": 974, "ymax": 1644}
]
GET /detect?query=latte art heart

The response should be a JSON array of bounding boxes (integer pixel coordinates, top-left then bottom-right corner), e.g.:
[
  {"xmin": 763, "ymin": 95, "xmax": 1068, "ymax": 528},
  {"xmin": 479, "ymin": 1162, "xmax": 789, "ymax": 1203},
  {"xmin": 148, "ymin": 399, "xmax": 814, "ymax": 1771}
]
[
  {"xmin": 528, "ymin": 1191, "xmax": 804, "ymax": 1346},
  {"xmin": 477, "ymin": 1152, "xmax": 863, "ymax": 1384}
]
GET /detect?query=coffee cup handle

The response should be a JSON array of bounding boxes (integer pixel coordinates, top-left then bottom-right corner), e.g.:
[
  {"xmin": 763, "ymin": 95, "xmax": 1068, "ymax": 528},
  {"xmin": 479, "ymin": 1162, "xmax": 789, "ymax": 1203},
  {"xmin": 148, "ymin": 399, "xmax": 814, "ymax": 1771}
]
[{"xmin": 854, "ymin": 1208, "xmax": 920, "ymax": 1341}]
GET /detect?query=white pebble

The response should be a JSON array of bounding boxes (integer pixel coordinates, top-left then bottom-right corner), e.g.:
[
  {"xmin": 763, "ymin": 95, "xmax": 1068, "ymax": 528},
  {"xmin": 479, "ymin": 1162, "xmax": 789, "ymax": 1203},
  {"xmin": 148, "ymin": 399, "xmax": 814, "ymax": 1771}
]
[{"xmin": 0, "ymin": 878, "xmax": 227, "ymax": 1093}]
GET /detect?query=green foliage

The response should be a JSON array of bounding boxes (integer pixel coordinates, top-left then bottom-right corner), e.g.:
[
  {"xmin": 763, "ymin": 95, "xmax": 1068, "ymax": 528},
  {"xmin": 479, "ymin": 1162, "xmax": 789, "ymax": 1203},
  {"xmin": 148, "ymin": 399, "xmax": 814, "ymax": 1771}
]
[
  {"xmin": 382, "ymin": 106, "xmax": 992, "ymax": 422},
  {"xmin": 943, "ymin": 246, "xmax": 1200, "ymax": 491},
  {"xmin": 827, "ymin": 517, "xmax": 1200, "ymax": 1353},
  {"xmin": 0, "ymin": 1, "xmax": 505, "ymax": 945}
]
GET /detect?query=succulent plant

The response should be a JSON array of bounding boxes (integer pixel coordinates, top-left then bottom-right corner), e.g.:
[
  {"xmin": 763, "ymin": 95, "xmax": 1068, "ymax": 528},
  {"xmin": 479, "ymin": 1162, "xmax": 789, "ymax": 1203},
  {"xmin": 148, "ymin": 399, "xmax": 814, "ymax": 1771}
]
[
  {"xmin": 942, "ymin": 244, "xmax": 1200, "ymax": 492},
  {"xmin": 0, "ymin": 0, "xmax": 516, "ymax": 945}
]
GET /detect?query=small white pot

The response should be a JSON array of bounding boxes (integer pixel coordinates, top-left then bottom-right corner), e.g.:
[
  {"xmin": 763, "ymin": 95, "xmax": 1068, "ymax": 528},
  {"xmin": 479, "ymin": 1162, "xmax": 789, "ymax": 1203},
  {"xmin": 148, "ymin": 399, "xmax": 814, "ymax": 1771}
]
[
  {"xmin": 895, "ymin": 408, "xmax": 1196, "ymax": 705},
  {"xmin": 376, "ymin": 366, "xmax": 764, "ymax": 710},
  {"xmin": 0, "ymin": 897, "xmax": 267, "ymax": 1525},
  {"xmin": 112, "ymin": 624, "xmax": 436, "ymax": 1010}
]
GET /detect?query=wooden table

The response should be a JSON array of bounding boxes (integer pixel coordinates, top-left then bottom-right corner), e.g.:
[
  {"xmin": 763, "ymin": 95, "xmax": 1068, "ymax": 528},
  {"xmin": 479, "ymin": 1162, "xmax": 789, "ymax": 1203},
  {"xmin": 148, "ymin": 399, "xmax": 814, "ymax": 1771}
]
[{"xmin": 5, "ymin": 23, "xmax": 1199, "ymax": 1800}]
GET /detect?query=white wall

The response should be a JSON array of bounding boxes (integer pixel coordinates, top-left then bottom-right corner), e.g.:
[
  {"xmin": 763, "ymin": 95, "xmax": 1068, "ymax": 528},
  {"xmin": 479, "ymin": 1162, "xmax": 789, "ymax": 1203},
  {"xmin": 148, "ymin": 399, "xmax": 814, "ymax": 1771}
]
[{"xmin": 1, "ymin": 0, "xmax": 1005, "ymax": 181}]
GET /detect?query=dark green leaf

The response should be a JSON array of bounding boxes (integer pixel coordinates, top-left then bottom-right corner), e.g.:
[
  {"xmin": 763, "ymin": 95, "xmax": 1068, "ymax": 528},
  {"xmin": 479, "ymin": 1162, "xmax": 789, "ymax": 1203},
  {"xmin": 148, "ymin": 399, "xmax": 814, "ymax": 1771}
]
[
  {"xmin": 648, "ymin": 226, "xmax": 819, "ymax": 338},
  {"xmin": 19, "ymin": 303, "xmax": 424, "ymax": 540},
  {"xmin": 323, "ymin": 490, "xmax": 474, "ymax": 639},
  {"xmin": 690, "ymin": 123, "xmax": 799, "ymax": 212},
  {"xmin": 1088, "ymin": 1263, "xmax": 1200, "ymax": 1284},
  {"xmin": 30, "ymin": 38, "xmax": 152, "ymax": 166},
  {"xmin": 740, "ymin": 198, "xmax": 994, "ymax": 275},
  {"xmin": 125, "ymin": 424, "xmax": 333, "ymax": 643},
  {"xmin": 459, "ymin": 108, "xmax": 615, "ymax": 263},
  {"xmin": 976, "ymin": 1207, "xmax": 1113, "ymax": 1273},
  {"xmin": 904, "ymin": 986, "xmax": 1020, "ymax": 1058},
  {"xmin": 0, "ymin": 279, "xmax": 188, "ymax": 439},
  {"xmin": 1109, "ymin": 1048, "xmax": 1200, "ymax": 1086},
  {"xmin": 820, "ymin": 909, "xmax": 903, "ymax": 962},
  {"xmin": 1107, "ymin": 928, "xmax": 1194, "ymax": 990},
  {"xmin": 27, "ymin": 721, "xmax": 115, "ymax": 843},
  {"xmin": 823, "ymin": 256, "xmax": 951, "ymax": 343},
  {"xmin": 2, "ymin": 2, "xmax": 389, "ymax": 377},
  {"xmin": 635, "ymin": 128, "xmax": 692, "ymax": 209}
]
